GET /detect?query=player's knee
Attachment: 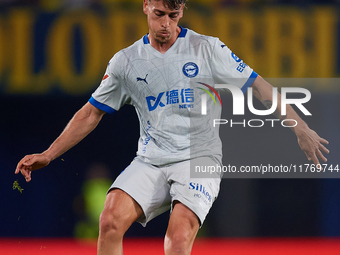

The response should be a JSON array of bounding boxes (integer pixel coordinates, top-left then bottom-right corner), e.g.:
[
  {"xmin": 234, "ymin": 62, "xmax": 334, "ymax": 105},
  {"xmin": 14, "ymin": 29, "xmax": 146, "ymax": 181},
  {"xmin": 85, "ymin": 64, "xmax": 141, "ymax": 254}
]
[
  {"xmin": 165, "ymin": 230, "xmax": 193, "ymax": 254},
  {"xmin": 99, "ymin": 209, "xmax": 125, "ymax": 238}
]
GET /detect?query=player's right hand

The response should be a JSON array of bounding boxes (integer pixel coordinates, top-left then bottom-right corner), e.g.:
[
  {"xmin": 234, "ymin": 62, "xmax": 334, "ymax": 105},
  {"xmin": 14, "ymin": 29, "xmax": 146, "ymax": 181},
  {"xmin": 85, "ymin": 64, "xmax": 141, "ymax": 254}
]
[{"xmin": 15, "ymin": 154, "xmax": 51, "ymax": 182}]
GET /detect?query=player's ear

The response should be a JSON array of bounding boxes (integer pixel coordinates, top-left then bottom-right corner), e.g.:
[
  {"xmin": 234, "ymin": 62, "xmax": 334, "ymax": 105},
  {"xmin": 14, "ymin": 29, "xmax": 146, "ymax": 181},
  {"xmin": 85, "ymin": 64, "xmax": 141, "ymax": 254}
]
[{"xmin": 143, "ymin": 0, "xmax": 149, "ymax": 15}]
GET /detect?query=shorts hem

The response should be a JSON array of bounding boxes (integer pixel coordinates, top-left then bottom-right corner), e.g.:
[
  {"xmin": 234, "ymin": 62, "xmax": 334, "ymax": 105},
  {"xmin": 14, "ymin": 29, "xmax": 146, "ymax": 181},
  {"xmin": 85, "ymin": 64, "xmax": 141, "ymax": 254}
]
[
  {"xmin": 108, "ymin": 186, "xmax": 148, "ymax": 227},
  {"xmin": 171, "ymin": 197, "xmax": 206, "ymax": 227}
]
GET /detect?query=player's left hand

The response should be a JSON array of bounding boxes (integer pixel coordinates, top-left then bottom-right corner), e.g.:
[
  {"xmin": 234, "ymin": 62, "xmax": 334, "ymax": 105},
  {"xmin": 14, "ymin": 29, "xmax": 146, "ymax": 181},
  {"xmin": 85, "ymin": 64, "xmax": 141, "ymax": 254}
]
[{"xmin": 296, "ymin": 126, "xmax": 330, "ymax": 168}]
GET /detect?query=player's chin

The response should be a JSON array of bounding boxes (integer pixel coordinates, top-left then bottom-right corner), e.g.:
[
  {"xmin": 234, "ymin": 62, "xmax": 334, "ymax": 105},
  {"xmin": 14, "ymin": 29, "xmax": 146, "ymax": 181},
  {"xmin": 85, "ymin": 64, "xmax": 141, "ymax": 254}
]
[{"xmin": 155, "ymin": 34, "xmax": 171, "ymax": 44}]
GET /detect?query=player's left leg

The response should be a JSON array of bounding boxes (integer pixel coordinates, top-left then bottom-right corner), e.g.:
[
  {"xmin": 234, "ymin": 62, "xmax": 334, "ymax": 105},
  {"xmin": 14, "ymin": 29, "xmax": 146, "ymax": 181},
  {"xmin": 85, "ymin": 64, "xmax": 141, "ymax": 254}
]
[
  {"xmin": 163, "ymin": 156, "xmax": 222, "ymax": 255},
  {"xmin": 164, "ymin": 201, "xmax": 200, "ymax": 255}
]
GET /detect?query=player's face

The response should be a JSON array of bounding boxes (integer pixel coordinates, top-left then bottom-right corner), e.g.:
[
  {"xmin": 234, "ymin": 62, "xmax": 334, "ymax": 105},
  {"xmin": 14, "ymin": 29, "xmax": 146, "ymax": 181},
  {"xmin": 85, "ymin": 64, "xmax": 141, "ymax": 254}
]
[{"xmin": 143, "ymin": 0, "xmax": 184, "ymax": 46}]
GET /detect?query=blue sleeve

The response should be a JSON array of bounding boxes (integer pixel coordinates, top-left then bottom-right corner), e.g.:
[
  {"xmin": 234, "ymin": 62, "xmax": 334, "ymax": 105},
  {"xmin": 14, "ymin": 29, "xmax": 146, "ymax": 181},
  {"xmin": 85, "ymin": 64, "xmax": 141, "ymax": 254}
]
[{"xmin": 89, "ymin": 97, "xmax": 117, "ymax": 114}]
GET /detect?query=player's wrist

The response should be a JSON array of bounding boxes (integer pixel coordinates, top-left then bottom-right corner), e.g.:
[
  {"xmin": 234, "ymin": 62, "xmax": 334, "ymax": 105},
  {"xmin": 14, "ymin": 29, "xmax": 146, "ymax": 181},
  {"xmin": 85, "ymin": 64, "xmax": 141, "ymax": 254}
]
[
  {"xmin": 41, "ymin": 150, "xmax": 55, "ymax": 162},
  {"xmin": 292, "ymin": 121, "xmax": 309, "ymax": 136}
]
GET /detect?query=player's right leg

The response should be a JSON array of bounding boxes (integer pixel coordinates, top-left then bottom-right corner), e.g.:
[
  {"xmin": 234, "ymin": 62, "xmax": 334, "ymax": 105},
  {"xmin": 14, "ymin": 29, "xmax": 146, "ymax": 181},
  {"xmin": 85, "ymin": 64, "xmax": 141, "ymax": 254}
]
[{"xmin": 97, "ymin": 188, "xmax": 143, "ymax": 255}]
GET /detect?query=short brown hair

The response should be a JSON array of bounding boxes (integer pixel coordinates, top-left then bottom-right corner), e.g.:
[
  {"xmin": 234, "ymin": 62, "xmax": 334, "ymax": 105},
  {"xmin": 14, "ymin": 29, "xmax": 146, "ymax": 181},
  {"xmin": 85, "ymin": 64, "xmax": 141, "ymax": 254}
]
[{"xmin": 149, "ymin": 0, "xmax": 186, "ymax": 10}]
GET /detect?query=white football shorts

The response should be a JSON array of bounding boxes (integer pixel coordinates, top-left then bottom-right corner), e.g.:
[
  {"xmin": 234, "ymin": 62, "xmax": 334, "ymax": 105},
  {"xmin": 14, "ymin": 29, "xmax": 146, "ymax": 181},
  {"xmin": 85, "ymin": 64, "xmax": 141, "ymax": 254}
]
[{"xmin": 109, "ymin": 156, "xmax": 221, "ymax": 227}]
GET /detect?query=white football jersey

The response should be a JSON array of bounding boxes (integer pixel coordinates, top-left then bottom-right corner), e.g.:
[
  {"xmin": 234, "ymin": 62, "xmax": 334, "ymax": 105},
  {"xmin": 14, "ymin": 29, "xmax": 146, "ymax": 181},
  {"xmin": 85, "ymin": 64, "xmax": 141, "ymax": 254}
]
[{"xmin": 90, "ymin": 27, "xmax": 258, "ymax": 165}]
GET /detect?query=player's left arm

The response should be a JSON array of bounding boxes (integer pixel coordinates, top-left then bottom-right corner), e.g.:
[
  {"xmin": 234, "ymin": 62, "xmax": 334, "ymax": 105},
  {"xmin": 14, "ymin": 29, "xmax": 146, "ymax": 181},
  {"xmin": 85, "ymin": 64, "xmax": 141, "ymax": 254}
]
[{"xmin": 251, "ymin": 75, "xmax": 330, "ymax": 167}]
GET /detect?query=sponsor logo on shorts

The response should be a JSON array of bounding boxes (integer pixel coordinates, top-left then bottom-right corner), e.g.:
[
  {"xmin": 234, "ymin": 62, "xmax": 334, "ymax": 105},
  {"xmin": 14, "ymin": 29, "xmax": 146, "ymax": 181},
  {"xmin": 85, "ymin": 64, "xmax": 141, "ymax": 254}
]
[{"xmin": 189, "ymin": 182, "xmax": 212, "ymax": 203}]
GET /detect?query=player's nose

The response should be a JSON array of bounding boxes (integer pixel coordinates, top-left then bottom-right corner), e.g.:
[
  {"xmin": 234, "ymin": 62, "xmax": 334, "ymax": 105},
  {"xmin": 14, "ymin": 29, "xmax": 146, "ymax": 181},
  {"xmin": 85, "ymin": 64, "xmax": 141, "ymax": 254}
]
[{"xmin": 161, "ymin": 15, "xmax": 170, "ymax": 28}]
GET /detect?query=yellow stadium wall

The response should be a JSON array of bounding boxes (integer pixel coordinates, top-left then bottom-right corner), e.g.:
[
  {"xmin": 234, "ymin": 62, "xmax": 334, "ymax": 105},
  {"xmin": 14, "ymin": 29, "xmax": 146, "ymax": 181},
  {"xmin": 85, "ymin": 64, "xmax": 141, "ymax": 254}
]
[{"xmin": 0, "ymin": 5, "xmax": 338, "ymax": 95}]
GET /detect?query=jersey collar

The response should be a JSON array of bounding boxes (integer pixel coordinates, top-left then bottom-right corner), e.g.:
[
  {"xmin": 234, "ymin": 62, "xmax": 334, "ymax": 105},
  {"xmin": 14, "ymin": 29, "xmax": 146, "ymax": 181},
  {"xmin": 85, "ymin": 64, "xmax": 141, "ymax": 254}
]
[{"xmin": 143, "ymin": 26, "xmax": 188, "ymax": 44}]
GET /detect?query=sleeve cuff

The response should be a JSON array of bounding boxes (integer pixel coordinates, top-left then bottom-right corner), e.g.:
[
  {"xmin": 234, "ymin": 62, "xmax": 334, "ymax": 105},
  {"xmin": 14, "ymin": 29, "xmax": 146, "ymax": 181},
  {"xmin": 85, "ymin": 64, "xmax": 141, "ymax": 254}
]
[
  {"xmin": 241, "ymin": 71, "xmax": 258, "ymax": 94},
  {"xmin": 89, "ymin": 97, "xmax": 117, "ymax": 114}
]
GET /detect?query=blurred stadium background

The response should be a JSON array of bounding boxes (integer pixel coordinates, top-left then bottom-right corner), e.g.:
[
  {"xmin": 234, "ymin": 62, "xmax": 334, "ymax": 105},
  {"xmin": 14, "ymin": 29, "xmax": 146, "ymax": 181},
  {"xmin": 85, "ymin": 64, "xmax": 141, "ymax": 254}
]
[{"xmin": 1, "ymin": 0, "xmax": 340, "ymax": 254}]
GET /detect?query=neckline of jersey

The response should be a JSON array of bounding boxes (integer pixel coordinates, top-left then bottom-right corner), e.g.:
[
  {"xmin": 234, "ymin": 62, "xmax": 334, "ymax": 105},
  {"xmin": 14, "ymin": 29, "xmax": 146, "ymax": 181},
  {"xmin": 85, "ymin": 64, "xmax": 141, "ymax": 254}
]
[
  {"xmin": 143, "ymin": 26, "xmax": 188, "ymax": 44},
  {"xmin": 142, "ymin": 26, "xmax": 188, "ymax": 57}
]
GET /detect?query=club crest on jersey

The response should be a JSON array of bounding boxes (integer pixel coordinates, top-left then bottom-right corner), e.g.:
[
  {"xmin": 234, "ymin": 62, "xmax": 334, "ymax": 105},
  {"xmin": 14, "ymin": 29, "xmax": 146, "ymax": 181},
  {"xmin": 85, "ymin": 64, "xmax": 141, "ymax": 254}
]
[{"xmin": 183, "ymin": 62, "xmax": 199, "ymax": 78}]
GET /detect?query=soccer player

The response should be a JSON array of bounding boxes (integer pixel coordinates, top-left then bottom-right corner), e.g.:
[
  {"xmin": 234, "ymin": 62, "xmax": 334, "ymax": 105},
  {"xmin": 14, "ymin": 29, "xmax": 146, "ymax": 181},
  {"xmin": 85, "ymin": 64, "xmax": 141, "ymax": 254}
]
[{"xmin": 16, "ymin": 0, "xmax": 329, "ymax": 254}]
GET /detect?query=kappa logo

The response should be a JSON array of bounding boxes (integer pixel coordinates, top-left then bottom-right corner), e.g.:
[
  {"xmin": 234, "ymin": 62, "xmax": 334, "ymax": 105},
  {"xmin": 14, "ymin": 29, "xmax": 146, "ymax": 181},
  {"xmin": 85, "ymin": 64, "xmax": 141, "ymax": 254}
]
[{"xmin": 137, "ymin": 74, "xmax": 148, "ymax": 84}]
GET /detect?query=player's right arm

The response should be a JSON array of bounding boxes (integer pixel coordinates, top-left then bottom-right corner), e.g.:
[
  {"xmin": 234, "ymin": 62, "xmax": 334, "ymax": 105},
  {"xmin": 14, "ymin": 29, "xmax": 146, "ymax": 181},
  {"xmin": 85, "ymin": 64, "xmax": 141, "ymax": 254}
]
[{"xmin": 15, "ymin": 102, "xmax": 105, "ymax": 182}]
